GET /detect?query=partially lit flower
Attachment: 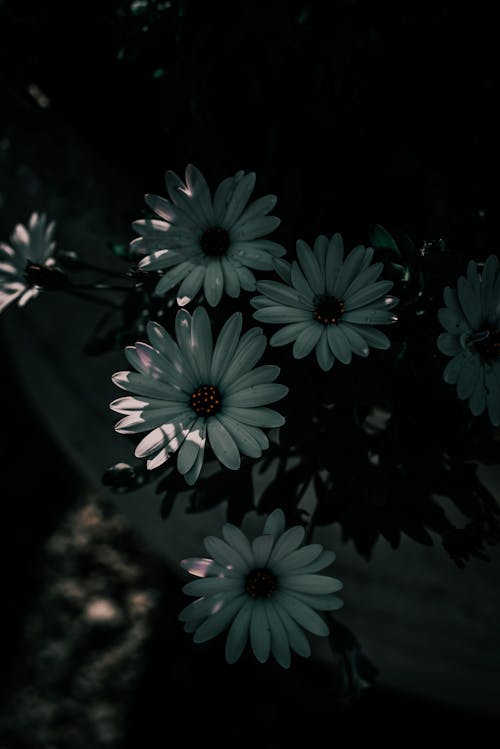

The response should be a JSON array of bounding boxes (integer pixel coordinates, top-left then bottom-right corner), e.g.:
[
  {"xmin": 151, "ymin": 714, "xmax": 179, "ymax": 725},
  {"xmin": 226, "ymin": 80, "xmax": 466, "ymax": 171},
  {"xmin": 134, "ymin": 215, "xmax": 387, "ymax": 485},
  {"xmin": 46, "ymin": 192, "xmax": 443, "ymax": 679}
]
[
  {"xmin": 251, "ymin": 233, "xmax": 398, "ymax": 371},
  {"xmin": 0, "ymin": 212, "xmax": 57, "ymax": 313},
  {"xmin": 437, "ymin": 255, "xmax": 500, "ymax": 426},
  {"xmin": 110, "ymin": 307, "xmax": 288, "ymax": 484},
  {"xmin": 131, "ymin": 164, "xmax": 285, "ymax": 306},
  {"xmin": 179, "ymin": 508, "xmax": 343, "ymax": 667}
]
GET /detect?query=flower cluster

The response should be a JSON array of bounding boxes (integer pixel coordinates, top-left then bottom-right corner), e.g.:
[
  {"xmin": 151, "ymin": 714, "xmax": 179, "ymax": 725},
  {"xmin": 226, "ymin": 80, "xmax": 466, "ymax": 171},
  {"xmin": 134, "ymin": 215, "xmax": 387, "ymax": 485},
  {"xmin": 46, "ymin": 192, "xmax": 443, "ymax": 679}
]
[{"xmin": 2, "ymin": 164, "xmax": 499, "ymax": 668}]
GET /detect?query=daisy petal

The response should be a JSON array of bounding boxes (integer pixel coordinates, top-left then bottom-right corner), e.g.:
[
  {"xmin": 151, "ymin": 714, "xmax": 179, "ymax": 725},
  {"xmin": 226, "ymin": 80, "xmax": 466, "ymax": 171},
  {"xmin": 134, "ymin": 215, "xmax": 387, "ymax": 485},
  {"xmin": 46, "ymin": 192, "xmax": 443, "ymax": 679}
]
[
  {"xmin": 225, "ymin": 600, "xmax": 253, "ymax": 664},
  {"xmin": 207, "ymin": 417, "xmax": 241, "ymax": 470},
  {"xmin": 250, "ymin": 601, "xmax": 271, "ymax": 663},
  {"xmin": 193, "ymin": 595, "xmax": 247, "ymax": 643},
  {"xmin": 266, "ymin": 601, "xmax": 291, "ymax": 668},
  {"xmin": 274, "ymin": 591, "xmax": 329, "ymax": 636}
]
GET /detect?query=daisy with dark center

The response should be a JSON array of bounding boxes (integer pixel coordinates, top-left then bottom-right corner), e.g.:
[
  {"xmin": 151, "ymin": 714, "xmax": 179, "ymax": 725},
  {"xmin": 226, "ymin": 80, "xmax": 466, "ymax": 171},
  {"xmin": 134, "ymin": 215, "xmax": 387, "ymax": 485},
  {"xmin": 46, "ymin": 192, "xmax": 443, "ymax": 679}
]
[
  {"xmin": 437, "ymin": 255, "xmax": 500, "ymax": 426},
  {"xmin": 251, "ymin": 233, "xmax": 398, "ymax": 371},
  {"xmin": 131, "ymin": 164, "xmax": 285, "ymax": 307},
  {"xmin": 0, "ymin": 212, "xmax": 58, "ymax": 313},
  {"xmin": 110, "ymin": 306, "xmax": 288, "ymax": 485},
  {"xmin": 179, "ymin": 508, "xmax": 343, "ymax": 667}
]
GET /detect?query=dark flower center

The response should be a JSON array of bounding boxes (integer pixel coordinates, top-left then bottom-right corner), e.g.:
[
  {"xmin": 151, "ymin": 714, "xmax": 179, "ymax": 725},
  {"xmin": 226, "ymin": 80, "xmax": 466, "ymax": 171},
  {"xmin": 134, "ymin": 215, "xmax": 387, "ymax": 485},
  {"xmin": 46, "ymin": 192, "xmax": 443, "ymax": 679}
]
[
  {"xmin": 24, "ymin": 260, "xmax": 68, "ymax": 291},
  {"xmin": 200, "ymin": 227, "xmax": 230, "ymax": 257},
  {"xmin": 313, "ymin": 294, "xmax": 344, "ymax": 325},
  {"xmin": 190, "ymin": 384, "xmax": 222, "ymax": 417},
  {"xmin": 474, "ymin": 328, "xmax": 500, "ymax": 361},
  {"xmin": 245, "ymin": 568, "xmax": 277, "ymax": 599}
]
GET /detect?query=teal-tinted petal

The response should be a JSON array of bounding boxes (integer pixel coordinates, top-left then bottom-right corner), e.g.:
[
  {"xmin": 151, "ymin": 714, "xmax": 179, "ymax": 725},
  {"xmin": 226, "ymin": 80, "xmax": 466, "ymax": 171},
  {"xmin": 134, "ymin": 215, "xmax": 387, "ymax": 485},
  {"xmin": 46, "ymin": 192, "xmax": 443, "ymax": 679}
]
[
  {"xmin": 221, "ymin": 256, "xmax": 241, "ymax": 297},
  {"xmin": 225, "ymin": 600, "xmax": 253, "ymax": 664},
  {"xmin": 313, "ymin": 234, "xmax": 329, "ymax": 270},
  {"xmin": 274, "ymin": 591, "xmax": 329, "ymax": 636},
  {"xmin": 325, "ymin": 233, "xmax": 344, "ymax": 295},
  {"xmin": 177, "ymin": 265, "xmax": 206, "ymax": 306},
  {"xmin": 273, "ymin": 602, "xmax": 311, "ymax": 657},
  {"xmin": 341, "ymin": 308, "xmax": 397, "ymax": 325},
  {"xmin": 254, "ymin": 306, "xmax": 311, "ymax": 324},
  {"xmin": 204, "ymin": 259, "xmax": 224, "ymax": 306},
  {"xmin": 437, "ymin": 332, "xmax": 461, "ymax": 357},
  {"xmin": 291, "ymin": 261, "xmax": 315, "ymax": 302},
  {"xmin": 272, "ymin": 544, "xmax": 323, "ymax": 574},
  {"xmin": 224, "ymin": 383, "xmax": 288, "ymax": 408},
  {"xmin": 333, "ymin": 245, "xmax": 367, "ymax": 299},
  {"xmin": 193, "ymin": 594, "xmax": 247, "ymax": 643},
  {"xmin": 316, "ymin": 328, "xmax": 335, "ymax": 370},
  {"xmin": 443, "ymin": 353, "xmax": 467, "ymax": 385},
  {"xmin": 280, "ymin": 573, "xmax": 343, "ymax": 595},
  {"xmin": 177, "ymin": 418, "xmax": 206, "ymax": 474},
  {"xmin": 218, "ymin": 330, "xmax": 267, "ymax": 390},
  {"xmin": 263, "ymin": 509, "xmax": 286, "ymax": 538},
  {"xmin": 266, "ymin": 601, "xmax": 291, "ymax": 668},
  {"xmin": 296, "ymin": 239, "xmax": 323, "ymax": 294},
  {"xmin": 217, "ymin": 414, "xmax": 262, "ymax": 458},
  {"xmin": 269, "ymin": 321, "xmax": 311, "ymax": 345},
  {"xmin": 485, "ymin": 363, "xmax": 500, "ymax": 426},
  {"xmin": 224, "ymin": 172, "xmax": 256, "ymax": 228},
  {"xmin": 222, "ymin": 523, "xmax": 254, "ymax": 567},
  {"xmin": 223, "ymin": 405, "xmax": 285, "ymax": 428},
  {"xmin": 210, "ymin": 311, "xmax": 243, "ymax": 383},
  {"xmin": 469, "ymin": 367, "xmax": 486, "ymax": 416},
  {"xmin": 191, "ymin": 305, "xmax": 213, "ymax": 381},
  {"xmin": 155, "ymin": 261, "xmax": 193, "ymax": 295},
  {"xmin": 256, "ymin": 279, "xmax": 308, "ymax": 308},
  {"xmin": 250, "ymin": 601, "xmax": 271, "ymax": 663},
  {"xmin": 268, "ymin": 526, "xmax": 305, "ymax": 565},
  {"xmin": 326, "ymin": 324, "xmax": 352, "ymax": 364},
  {"xmin": 204, "ymin": 536, "xmax": 249, "ymax": 573},
  {"xmin": 345, "ymin": 324, "xmax": 391, "ymax": 350},
  {"xmin": 293, "ymin": 324, "xmax": 322, "ymax": 358},
  {"xmin": 343, "ymin": 280, "xmax": 394, "ymax": 311},
  {"xmin": 340, "ymin": 324, "xmax": 370, "ymax": 357},
  {"xmin": 207, "ymin": 417, "xmax": 241, "ymax": 469}
]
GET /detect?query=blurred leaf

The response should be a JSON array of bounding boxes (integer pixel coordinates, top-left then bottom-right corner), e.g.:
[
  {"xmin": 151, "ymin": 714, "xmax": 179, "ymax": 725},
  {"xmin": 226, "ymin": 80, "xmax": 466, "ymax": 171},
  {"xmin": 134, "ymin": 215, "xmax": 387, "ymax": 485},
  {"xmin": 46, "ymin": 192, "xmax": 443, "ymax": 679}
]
[
  {"xmin": 102, "ymin": 461, "xmax": 158, "ymax": 493},
  {"xmin": 327, "ymin": 616, "xmax": 379, "ymax": 707},
  {"xmin": 369, "ymin": 223, "xmax": 401, "ymax": 257}
]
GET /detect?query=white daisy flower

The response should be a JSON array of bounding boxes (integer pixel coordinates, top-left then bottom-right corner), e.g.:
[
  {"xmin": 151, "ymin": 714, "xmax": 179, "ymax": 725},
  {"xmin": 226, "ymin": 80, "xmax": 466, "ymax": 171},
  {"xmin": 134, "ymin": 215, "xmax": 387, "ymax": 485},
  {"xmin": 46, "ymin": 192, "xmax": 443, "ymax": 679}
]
[
  {"xmin": 250, "ymin": 233, "xmax": 398, "ymax": 371},
  {"xmin": 110, "ymin": 306, "xmax": 288, "ymax": 485},
  {"xmin": 131, "ymin": 164, "xmax": 285, "ymax": 307},
  {"xmin": 179, "ymin": 508, "xmax": 343, "ymax": 667},
  {"xmin": 437, "ymin": 255, "xmax": 500, "ymax": 426},
  {"xmin": 0, "ymin": 212, "xmax": 57, "ymax": 313}
]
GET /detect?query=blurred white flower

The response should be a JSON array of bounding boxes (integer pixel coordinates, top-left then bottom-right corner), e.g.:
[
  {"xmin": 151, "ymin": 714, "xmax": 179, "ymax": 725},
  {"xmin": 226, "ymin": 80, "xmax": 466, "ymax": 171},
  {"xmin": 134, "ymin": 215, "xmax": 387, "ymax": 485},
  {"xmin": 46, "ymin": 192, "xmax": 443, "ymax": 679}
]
[
  {"xmin": 0, "ymin": 212, "xmax": 57, "ymax": 313},
  {"xmin": 179, "ymin": 508, "xmax": 343, "ymax": 667},
  {"xmin": 131, "ymin": 164, "xmax": 285, "ymax": 306}
]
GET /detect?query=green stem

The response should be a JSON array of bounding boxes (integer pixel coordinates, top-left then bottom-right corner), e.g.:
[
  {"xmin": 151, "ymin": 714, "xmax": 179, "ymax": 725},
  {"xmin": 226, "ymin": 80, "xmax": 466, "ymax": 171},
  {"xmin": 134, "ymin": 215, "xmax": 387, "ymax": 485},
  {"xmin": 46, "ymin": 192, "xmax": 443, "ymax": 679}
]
[{"xmin": 63, "ymin": 287, "xmax": 121, "ymax": 309}]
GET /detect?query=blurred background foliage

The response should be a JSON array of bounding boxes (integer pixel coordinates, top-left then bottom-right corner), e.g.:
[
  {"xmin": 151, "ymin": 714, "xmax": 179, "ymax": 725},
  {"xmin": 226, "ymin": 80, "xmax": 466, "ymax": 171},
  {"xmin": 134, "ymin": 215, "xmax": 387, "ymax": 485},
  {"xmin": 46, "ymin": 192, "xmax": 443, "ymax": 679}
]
[{"xmin": 1, "ymin": 0, "xmax": 497, "ymax": 248}]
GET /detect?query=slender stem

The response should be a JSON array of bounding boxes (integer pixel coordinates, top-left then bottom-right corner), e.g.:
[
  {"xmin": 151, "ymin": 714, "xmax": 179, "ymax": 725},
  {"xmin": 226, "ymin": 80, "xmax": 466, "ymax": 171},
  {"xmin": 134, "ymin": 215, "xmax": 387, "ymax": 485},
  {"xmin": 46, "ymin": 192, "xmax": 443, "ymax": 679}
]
[
  {"xmin": 72, "ymin": 282, "xmax": 132, "ymax": 291},
  {"xmin": 63, "ymin": 287, "xmax": 122, "ymax": 309},
  {"xmin": 59, "ymin": 257, "xmax": 132, "ymax": 279}
]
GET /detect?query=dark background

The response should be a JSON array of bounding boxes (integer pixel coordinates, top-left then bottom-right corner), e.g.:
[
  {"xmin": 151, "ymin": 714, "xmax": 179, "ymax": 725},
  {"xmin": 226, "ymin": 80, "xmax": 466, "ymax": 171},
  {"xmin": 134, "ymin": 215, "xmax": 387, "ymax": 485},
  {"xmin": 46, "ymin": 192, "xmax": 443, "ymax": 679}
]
[{"xmin": 1, "ymin": 1, "xmax": 499, "ymax": 746}]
